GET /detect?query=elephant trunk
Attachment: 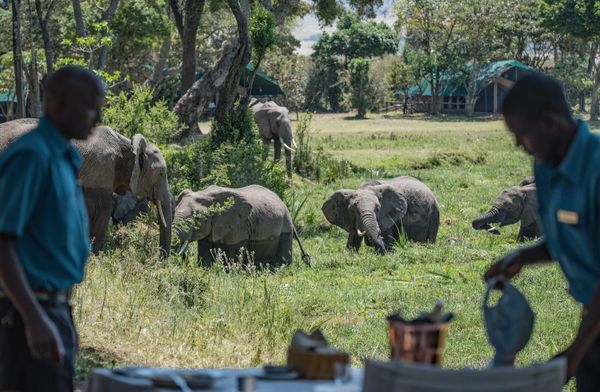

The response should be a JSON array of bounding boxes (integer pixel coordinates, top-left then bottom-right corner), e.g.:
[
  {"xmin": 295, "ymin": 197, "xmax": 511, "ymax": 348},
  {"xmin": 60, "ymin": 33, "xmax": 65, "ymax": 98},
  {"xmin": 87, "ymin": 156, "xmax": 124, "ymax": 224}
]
[
  {"xmin": 358, "ymin": 210, "xmax": 386, "ymax": 253},
  {"xmin": 157, "ymin": 191, "xmax": 173, "ymax": 259},
  {"xmin": 472, "ymin": 207, "xmax": 506, "ymax": 232}
]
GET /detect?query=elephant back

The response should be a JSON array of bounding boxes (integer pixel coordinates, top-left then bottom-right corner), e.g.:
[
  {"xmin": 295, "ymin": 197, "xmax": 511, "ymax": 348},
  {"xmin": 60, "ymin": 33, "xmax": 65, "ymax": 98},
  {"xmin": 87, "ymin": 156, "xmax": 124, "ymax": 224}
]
[
  {"xmin": 0, "ymin": 118, "xmax": 39, "ymax": 153},
  {"xmin": 75, "ymin": 126, "xmax": 133, "ymax": 189},
  {"xmin": 239, "ymin": 185, "xmax": 294, "ymax": 239}
]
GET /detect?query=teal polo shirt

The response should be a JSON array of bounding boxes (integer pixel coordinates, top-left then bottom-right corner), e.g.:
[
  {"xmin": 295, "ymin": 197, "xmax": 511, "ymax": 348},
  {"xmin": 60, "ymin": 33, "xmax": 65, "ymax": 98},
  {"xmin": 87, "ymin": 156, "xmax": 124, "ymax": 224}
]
[
  {"xmin": 535, "ymin": 120, "xmax": 600, "ymax": 305},
  {"xmin": 0, "ymin": 117, "xmax": 90, "ymax": 291}
]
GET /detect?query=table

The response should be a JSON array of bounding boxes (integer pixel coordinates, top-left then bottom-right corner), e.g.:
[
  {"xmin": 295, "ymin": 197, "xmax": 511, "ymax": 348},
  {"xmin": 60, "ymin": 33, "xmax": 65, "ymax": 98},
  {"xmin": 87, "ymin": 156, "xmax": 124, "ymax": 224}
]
[{"xmin": 86, "ymin": 367, "xmax": 364, "ymax": 392}]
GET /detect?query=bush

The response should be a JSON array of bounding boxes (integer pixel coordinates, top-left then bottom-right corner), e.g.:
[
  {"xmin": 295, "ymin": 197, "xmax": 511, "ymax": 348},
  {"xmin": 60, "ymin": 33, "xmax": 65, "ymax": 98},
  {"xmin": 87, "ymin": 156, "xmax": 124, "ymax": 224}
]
[
  {"xmin": 293, "ymin": 113, "xmax": 355, "ymax": 184},
  {"xmin": 161, "ymin": 140, "xmax": 206, "ymax": 197},
  {"xmin": 103, "ymin": 84, "xmax": 181, "ymax": 144}
]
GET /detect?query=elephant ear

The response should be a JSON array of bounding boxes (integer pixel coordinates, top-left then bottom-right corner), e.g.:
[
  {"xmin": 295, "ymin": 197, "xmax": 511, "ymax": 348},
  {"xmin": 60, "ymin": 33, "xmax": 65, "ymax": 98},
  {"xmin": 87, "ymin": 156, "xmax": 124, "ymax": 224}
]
[
  {"xmin": 130, "ymin": 134, "xmax": 148, "ymax": 196},
  {"xmin": 322, "ymin": 190, "xmax": 355, "ymax": 232},
  {"xmin": 211, "ymin": 193, "xmax": 253, "ymax": 244},
  {"xmin": 521, "ymin": 185, "xmax": 538, "ymax": 228},
  {"xmin": 176, "ymin": 189, "xmax": 193, "ymax": 205},
  {"xmin": 373, "ymin": 185, "xmax": 408, "ymax": 233}
]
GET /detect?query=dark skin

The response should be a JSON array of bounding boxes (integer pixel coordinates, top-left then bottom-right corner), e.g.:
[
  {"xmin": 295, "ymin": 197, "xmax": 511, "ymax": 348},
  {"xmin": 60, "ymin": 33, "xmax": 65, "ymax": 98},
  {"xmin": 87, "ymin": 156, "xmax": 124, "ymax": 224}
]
[
  {"xmin": 0, "ymin": 77, "xmax": 104, "ymax": 365},
  {"xmin": 485, "ymin": 113, "xmax": 599, "ymax": 381}
]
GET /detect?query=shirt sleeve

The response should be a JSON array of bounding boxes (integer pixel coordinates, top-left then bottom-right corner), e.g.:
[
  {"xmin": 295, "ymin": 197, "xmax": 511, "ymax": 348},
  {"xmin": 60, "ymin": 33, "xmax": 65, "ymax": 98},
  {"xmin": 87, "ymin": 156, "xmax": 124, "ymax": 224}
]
[{"xmin": 0, "ymin": 150, "xmax": 47, "ymax": 237}]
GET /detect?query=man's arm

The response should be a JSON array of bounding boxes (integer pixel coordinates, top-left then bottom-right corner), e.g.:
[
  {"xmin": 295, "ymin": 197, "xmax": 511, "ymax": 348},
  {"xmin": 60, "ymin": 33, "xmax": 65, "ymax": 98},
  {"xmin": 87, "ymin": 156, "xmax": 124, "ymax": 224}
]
[
  {"xmin": 0, "ymin": 234, "xmax": 64, "ymax": 363},
  {"xmin": 484, "ymin": 239, "xmax": 553, "ymax": 282},
  {"xmin": 561, "ymin": 283, "xmax": 600, "ymax": 379}
]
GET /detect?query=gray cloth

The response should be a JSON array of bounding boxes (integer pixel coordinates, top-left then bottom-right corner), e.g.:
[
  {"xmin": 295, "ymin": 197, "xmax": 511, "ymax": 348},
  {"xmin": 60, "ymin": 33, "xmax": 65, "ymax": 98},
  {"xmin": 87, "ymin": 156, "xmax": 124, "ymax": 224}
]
[
  {"xmin": 86, "ymin": 367, "xmax": 364, "ymax": 392},
  {"xmin": 483, "ymin": 279, "xmax": 535, "ymax": 367},
  {"xmin": 362, "ymin": 358, "xmax": 566, "ymax": 392}
]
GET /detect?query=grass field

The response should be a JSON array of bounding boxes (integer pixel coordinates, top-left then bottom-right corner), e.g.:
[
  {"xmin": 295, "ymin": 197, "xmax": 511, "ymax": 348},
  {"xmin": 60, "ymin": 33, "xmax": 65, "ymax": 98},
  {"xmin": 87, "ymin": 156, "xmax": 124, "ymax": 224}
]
[{"xmin": 75, "ymin": 112, "xmax": 587, "ymax": 388}]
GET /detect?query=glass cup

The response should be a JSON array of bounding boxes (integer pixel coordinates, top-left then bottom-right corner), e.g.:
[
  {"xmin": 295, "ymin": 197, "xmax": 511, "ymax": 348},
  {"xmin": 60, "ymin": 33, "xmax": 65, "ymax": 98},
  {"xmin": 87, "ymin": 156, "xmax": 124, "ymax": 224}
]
[{"xmin": 333, "ymin": 362, "xmax": 350, "ymax": 385}]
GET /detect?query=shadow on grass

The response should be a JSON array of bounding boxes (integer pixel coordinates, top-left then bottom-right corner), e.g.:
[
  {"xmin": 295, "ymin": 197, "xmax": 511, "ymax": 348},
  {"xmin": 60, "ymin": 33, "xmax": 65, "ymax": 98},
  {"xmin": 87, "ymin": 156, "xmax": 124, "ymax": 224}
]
[{"xmin": 76, "ymin": 345, "xmax": 123, "ymax": 382}]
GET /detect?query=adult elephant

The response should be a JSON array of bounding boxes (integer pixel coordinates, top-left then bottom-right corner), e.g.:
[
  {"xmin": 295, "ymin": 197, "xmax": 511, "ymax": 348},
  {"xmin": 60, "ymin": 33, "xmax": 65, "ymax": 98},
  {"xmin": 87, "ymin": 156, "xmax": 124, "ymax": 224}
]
[
  {"xmin": 174, "ymin": 185, "xmax": 309, "ymax": 267},
  {"xmin": 472, "ymin": 182, "xmax": 539, "ymax": 241},
  {"xmin": 251, "ymin": 101, "xmax": 295, "ymax": 177},
  {"xmin": 322, "ymin": 176, "xmax": 439, "ymax": 253},
  {"xmin": 0, "ymin": 119, "xmax": 172, "ymax": 257}
]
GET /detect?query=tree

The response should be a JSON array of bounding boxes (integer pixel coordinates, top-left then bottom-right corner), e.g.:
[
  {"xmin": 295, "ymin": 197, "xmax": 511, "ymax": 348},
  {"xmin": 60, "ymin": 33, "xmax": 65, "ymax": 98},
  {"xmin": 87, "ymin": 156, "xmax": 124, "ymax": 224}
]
[
  {"xmin": 245, "ymin": 4, "xmax": 277, "ymax": 100},
  {"xmin": 395, "ymin": 0, "xmax": 460, "ymax": 115},
  {"xmin": 11, "ymin": 0, "xmax": 25, "ymax": 118},
  {"xmin": 34, "ymin": 0, "xmax": 56, "ymax": 74},
  {"xmin": 308, "ymin": 11, "xmax": 397, "ymax": 111},
  {"xmin": 169, "ymin": 0, "xmax": 206, "ymax": 95},
  {"xmin": 540, "ymin": 0, "xmax": 600, "ymax": 120},
  {"xmin": 348, "ymin": 57, "xmax": 372, "ymax": 118}
]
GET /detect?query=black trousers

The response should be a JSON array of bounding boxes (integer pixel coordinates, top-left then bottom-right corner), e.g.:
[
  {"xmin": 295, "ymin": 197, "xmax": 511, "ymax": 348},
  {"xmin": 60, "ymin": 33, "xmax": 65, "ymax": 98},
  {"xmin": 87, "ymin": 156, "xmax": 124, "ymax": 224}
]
[
  {"xmin": 0, "ymin": 299, "xmax": 77, "ymax": 392},
  {"xmin": 576, "ymin": 332, "xmax": 600, "ymax": 392}
]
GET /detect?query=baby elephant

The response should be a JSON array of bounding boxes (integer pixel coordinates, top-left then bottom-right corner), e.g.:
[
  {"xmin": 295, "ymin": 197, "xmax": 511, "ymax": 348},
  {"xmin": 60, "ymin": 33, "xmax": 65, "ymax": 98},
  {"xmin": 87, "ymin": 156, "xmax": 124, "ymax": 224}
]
[
  {"xmin": 174, "ymin": 185, "xmax": 308, "ymax": 267},
  {"xmin": 472, "ymin": 181, "xmax": 540, "ymax": 241},
  {"xmin": 322, "ymin": 176, "xmax": 440, "ymax": 253}
]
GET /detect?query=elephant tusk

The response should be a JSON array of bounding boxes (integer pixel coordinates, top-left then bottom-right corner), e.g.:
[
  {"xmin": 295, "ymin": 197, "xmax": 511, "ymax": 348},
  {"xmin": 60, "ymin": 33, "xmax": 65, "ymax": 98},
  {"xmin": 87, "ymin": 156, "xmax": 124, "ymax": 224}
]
[
  {"xmin": 177, "ymin": 239, "xmax": 190, "ymax": 256},
  {"xmin": 292, "ymin": 138, "xmax": 298, "ymax": 148},
  {"xmin": 281, "ymin": 139, "xmax": 295, "ymax": 152},
  {"xmin": 157, "ymin": 200, "xmax": 168, "ymax": 228},
  {"xmin": 357, "ymin": 229, "xmax": 366, "ymax": 237}
]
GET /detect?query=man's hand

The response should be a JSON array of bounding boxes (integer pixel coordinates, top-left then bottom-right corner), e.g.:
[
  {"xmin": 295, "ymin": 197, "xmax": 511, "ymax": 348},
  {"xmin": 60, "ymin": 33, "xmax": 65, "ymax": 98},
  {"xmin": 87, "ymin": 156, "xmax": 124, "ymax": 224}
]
[
  {"xmin": 24, "ymin": 314, "xmax": 65, "ymax": 365},
  {"xmin": 484, "ymin": 249, "xmax": 525, "ymax": 284}
]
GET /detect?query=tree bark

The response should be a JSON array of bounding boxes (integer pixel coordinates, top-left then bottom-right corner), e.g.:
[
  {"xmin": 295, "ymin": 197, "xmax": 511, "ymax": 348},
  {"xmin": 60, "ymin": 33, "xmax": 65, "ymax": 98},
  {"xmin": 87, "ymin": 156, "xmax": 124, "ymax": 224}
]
[
  {"xmin": 12, "ymin": 0, "xmax": 25, "ymax": 118},
  {"xmin": 95, "ymin": 0, "xmax": 120, "ymax": 71},
  {"xmin": 34, "ymin": 0, "xmax": 56, "ymax": 75},
  {"xmin": 26, "ymin": 50, "xmax": 42, "ymax": 118},
  {"xmin": 149, "ymin": 35, "xmax": 171, "ymax": 87},
  {"xmin": 71, "ymin": 0, "xmax": 88, "ymax": 63},
  {"xmin": 591, "ymin": 66, "xmax": 600, "ymax": 121},
  {"xmin": 169, "ymin": 0, "xmax": 206, "ymax": 95}
]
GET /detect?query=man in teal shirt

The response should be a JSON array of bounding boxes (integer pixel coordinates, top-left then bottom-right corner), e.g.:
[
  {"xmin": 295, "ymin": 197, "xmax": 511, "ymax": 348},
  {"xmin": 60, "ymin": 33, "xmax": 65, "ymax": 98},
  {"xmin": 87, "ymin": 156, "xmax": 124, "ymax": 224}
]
[
  {"xmin": 486, "ymin": 73, "xmax": 600, "ymax": 391},
  {"xmin": 0, "ymin": 66, "xmax": 104, "ymax": 391}
]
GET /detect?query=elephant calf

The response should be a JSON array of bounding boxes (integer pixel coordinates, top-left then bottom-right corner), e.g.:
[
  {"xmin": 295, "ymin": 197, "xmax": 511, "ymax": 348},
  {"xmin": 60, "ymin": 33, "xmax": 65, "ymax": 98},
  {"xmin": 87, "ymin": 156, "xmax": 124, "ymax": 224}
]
[
  {"xmin": 174, "ymin": 185, "xmax": 307, "ymax": 267},
  {"xmin": 472, "ymin": 180, "xmax": 540, "ymax": 241},
  {"xmin": 322, "ymin": 176, "xmax": 440, "ymax": 253}
]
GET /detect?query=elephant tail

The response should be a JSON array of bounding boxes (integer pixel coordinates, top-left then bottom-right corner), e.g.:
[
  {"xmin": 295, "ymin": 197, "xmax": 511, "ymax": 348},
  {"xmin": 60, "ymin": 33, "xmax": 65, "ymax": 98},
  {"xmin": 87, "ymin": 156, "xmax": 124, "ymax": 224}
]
[
  {"xmin": 427, "ymin": 204, "xmax": 440, "ymax": 243},
  {"xmin": 293, "ymin": 227, "xmax": 311, "ymax": 267}
]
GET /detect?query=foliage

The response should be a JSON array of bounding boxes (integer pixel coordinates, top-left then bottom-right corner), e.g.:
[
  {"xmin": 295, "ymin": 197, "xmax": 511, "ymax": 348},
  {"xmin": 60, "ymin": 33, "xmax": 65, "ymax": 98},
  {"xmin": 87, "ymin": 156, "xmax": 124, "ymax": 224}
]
[
  {"xmin": 348, "ymin": 57, "xmax": 373, "ymax": 118},
  {"xmin": 249, "ymin": 5, "xmax": 278, "ymax": 66},
  {"xmin": 306, "ymin": 11, "xmax": 397, "ymax": 112},
  {"xmin": 292, "ymin": 113, "xmax": 355, "ymax": 184},
  {"xmin": 161, "ymin": 140, "xmax": 205, "ymax": 197},
  {"xmin": 210, "ymin": 108, "xmax": 256, "ymax": 149},
  {"xmin": 102, "ymin": 84, "xmax": 181, "ymax": 144},
  {"xmin": 261, "ymin": 52, "xmax": 309, "ymax": 116}
]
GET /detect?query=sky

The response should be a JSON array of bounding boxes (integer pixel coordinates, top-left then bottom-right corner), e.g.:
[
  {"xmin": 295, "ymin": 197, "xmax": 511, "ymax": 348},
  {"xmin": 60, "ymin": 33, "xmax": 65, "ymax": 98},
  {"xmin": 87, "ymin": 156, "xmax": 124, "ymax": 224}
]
[{"xmin": 292, "ymin": 0, "xmax": 397, "ymax": 56}]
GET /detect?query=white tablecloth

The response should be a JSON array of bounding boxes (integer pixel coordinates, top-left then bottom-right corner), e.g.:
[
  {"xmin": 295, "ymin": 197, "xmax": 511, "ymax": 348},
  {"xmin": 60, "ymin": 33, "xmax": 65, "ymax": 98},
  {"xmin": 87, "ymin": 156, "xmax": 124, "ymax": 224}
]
[{"xmin": 86, "ymin": 367, "xmax": 364, "ymax": 392}]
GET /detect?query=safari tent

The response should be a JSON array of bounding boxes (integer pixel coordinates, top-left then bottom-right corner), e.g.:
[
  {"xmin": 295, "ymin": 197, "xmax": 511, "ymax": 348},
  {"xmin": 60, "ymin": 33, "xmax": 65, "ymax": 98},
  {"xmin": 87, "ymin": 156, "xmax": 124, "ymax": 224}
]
[
  {"xmin": 402, "ymin": 60, "xmax": 532, "ymax": 114},
  {"xmin": 0, "ymin": 91, "xmax": 17, "ymax": 123}
]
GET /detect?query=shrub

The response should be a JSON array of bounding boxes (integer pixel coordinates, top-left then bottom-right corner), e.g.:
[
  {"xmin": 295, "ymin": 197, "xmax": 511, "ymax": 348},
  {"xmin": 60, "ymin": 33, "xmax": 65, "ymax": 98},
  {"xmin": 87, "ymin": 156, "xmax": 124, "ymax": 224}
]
[
  {"xmin": 161, "ymin": 140, "xmax": 206, "ymax": 197},
  {"xmin": 103, "ymin": 84, "xmax": 181, "ymax": 144}
]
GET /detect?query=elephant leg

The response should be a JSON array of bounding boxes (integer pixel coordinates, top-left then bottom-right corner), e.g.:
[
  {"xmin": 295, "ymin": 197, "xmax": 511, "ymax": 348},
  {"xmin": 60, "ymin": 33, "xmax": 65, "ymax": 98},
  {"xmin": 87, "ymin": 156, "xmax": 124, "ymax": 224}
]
[
  {"xmin": 273, "ymin": 138, "xmax": 282, "ymax": 162},
  {"xmin": 198, "ymin": 240, "xmax": 214, "ymax": 267},
  {"xmin": 261, "ymin": 137, "xmax": 271, "ymax": 159},
  {"xmin": 84, "ymin": 188, "xmax": 113, "ymax": 254},
  {"xmin": 346, "ymin": 232, "xmax": 362, "ymax": 252},
  {"xmin": 518, "ymin": 222, "xmax": 539, "ymax": 242},
  {"xmin": 275, "ymin": 232, "xmax": 293, "ymax": 266},
  {"xmin": 382, "ymin": 228, "xmax": 399, "ymax": 251},
  {"xmin": 284, "ymin": 149, "xmax": 292, "ymax": 178}
]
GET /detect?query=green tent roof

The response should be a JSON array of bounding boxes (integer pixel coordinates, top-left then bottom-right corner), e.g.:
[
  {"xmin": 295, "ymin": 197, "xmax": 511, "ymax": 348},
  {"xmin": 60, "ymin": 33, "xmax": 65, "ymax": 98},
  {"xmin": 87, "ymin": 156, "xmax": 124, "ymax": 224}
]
[
  {"xmin": 194, "ymin": 63, "xmax": 283, "ymax": 97},
  {"xmin": 0, "ymin": 91, "xmax": 17, "ymax": 103},
  {"xmin": 400, "ymin": 60, "xmax": 530, "ymax": 98}
]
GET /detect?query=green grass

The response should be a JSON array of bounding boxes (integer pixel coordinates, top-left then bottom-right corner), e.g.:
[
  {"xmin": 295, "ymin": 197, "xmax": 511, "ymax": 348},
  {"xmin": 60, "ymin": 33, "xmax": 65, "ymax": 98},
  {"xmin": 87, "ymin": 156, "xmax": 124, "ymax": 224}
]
[{"xmin": 75, "ymin": 113, "xmax": 587, "ymax": 389}]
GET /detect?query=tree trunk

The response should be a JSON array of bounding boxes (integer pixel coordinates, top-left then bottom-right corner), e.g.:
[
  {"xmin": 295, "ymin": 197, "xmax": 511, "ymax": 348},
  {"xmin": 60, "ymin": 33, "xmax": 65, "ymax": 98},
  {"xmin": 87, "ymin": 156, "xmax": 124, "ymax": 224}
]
[
  {"xmin": 26, "ymin": 50, "xmax": 42, "ymax": 118},
  {"xmin": 169, "ymin": 0, "xmax": 205, "ymax": 95},
  {"xmin": 12, "ymin": 0, "xmax": 25, "ymax": 118},
  {"xmin": 34, "ymin": 0, "xmax": 55, "ymax": 75},
  {"xmin": 579, "ymin": 93, "xmax": 586, "ymax": 113},
  {"xmin": 590, "ymin": 71, "xmax": 600, "ymax": 121},
  {"xmin": 95, "ymin": 0, "xmax": 120, "ymax": 71},
  {"xmin": 71, "ymin": 0, "xmax": 88, "ymax": 63},
  {"xmin": 149, "ymin": 35, "xmax": 171, "ymax": 87}
]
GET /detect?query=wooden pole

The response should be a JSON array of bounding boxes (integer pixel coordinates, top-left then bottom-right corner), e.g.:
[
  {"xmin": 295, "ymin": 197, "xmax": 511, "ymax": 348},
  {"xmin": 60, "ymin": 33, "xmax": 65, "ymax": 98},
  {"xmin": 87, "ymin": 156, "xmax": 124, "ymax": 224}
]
[{"xmin": 493, "ymin": 82, "xmax": 498, "ymax": 114}]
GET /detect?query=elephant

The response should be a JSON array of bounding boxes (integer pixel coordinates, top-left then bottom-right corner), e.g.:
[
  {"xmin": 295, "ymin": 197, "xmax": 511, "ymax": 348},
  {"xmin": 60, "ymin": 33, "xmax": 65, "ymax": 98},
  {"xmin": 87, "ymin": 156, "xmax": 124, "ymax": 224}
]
[
  {"xmin": 112, "ymin": 192, "xmax": 149, "ymax": 226},
  {"xmin": 472, "ymin": 181, "xmax": 540, "ymax": 241},
  {"xmin": 251, "ymin": 101, "xmax": 295, "ymax": 177},
  {"xmin": 322, "ymin": 176, "xmax": 440, "ymax": 253},
  {"xmin": 0, "ymin": 119, "xmax": 173, "ymax": 257},
  {"xmin": 174, "ymin": 184, "xmax": 309, "ymax": 267}
]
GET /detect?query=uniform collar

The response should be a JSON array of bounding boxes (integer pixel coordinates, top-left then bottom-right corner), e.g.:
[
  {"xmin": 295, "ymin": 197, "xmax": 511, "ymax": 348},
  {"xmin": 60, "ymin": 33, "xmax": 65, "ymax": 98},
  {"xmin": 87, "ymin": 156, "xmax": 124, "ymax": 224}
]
[
  {"xmin": 38, "ymin": 116, "xmax": 82, "ymax": 168},
  {"xmin": 557, "ymin": 120, "xmax": 590, "ymax": 185}
]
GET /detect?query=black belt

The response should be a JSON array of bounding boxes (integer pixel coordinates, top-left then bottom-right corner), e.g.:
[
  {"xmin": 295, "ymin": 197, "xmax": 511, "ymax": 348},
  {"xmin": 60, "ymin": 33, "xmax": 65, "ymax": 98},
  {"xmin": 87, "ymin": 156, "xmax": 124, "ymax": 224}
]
[{"xmin": 0, "ymin": 289, "xmax": 70, "ymax": 304}]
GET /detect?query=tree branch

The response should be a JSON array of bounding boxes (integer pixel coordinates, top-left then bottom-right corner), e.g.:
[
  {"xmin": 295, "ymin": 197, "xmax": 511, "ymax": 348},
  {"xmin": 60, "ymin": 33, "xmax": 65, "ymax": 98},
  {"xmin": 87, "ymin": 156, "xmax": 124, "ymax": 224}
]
[{"xmin": 169, "ymin": 0, "xmax": 184, "ymax": 40}]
